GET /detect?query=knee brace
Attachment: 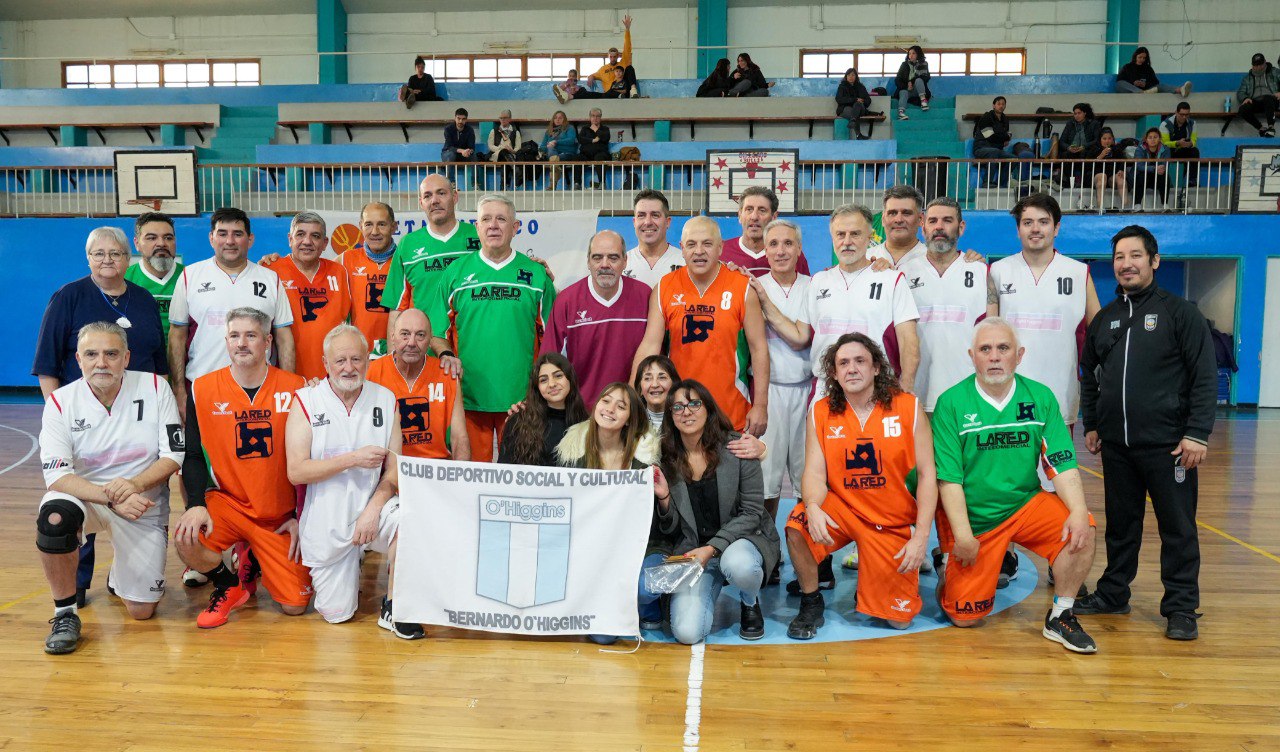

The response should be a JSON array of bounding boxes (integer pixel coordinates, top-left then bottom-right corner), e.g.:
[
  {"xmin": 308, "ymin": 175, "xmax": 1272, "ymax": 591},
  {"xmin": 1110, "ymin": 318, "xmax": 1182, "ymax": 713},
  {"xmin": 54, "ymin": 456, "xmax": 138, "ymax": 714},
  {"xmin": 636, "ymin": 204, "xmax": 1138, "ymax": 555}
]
[{"xmin": 36, "ymin": 498, "xmax": 85, "ymax": 554}]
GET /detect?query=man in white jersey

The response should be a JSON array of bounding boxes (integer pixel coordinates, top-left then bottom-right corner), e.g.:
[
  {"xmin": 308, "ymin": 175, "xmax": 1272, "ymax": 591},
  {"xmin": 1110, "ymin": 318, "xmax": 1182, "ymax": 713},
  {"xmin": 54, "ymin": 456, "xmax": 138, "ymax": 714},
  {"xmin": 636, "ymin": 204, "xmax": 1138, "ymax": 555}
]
[
  {"xmin": 624, "ymin": 189, "xmax": 684, "ymax": 288},
  {"xmin": 785, "ymin": 205, "xmax": 920, "ymax": 394},
  {"xmin": 168, "ymin": 207, "xmax": 295, "ymax": 416},
  {"xmin": 37, "ymin": 321, "xmax": 183, "ymax": 654},
  {"xmin": 747, "ymin": 220, "xmax": 812, "ymax": 533},
  {"xmin": 989, "ymin": 192, "xmax": 1100, "ymax": 587},
  {"xmin": 867, "ymin": 185, "xmax": 928, "ymax": 269},
  {"xmin": 287, "ymin": 325, "xmax": 424, "ymax": 639},
  {"xmin": 900, "ymin": 197, "xmax": 993, "ymax": 412}
]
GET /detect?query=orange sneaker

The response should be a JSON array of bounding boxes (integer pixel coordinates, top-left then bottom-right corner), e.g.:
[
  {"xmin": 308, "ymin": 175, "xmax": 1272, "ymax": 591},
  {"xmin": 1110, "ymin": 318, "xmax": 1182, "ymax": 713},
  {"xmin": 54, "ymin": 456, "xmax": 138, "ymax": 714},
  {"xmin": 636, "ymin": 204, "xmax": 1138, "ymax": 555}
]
[{"xmin": 197, "ymin": 584, "xmax": 251, "ymax": 629}]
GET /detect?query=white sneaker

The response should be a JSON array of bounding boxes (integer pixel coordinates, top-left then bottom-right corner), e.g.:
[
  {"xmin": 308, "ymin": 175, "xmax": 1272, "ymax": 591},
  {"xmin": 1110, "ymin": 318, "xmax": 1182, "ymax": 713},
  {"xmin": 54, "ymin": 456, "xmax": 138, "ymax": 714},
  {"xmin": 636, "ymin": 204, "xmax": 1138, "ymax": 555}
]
[
  {"xmin": 552, "ymin": 84, "xmax": 568, "ymax": 104},
  {"xmin": 182, "ymin": 567, "xmax": 209, "ymax": 587},
  {"xmin": 840, "ymin": 544, "xmax": 860, "ymax": 570},
  {"xmin": 1179, "ymin": 81, "xmax": 1193, "ymax": 97},
  {"xmin": 898, "ymin": 110, "xmax": 909, "ymax": 121},
  {"xmin": 921, "ymin": 99, "xmax": 930, "ymax": 111}
]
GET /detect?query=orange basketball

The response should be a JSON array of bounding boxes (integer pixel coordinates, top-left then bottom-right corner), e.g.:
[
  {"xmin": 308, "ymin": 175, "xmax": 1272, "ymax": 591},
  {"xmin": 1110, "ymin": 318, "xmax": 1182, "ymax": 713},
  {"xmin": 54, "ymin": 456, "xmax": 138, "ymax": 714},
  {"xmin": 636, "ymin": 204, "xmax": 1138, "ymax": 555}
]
[{"xmin": 330, "ymin": 223, "xmax": 363, "ymax": 255}]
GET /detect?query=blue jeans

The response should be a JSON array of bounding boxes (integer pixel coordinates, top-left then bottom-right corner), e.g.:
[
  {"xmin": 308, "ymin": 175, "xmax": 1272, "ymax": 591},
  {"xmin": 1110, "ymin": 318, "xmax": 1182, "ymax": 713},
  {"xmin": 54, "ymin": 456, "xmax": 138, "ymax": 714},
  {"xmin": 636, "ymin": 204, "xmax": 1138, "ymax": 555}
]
[
  {"xmin": 974, "ymin": 143, "xmax": 1034, "ymax": 186},
  {"xmin": 669, "ymin": 539, "xmax": 764, "ymax": 645},
  {"xmin": 898, "ymin": 78, "xmax": 927, "ymax": 110}
]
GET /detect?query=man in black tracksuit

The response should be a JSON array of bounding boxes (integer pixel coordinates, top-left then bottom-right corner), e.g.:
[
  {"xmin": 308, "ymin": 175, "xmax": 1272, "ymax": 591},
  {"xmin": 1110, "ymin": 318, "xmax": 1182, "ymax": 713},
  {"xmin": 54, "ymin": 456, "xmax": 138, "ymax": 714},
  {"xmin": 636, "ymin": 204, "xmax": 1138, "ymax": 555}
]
[{"xmin": 1076, "ymin": 225, "xmax": 1217, "ymax": 640}]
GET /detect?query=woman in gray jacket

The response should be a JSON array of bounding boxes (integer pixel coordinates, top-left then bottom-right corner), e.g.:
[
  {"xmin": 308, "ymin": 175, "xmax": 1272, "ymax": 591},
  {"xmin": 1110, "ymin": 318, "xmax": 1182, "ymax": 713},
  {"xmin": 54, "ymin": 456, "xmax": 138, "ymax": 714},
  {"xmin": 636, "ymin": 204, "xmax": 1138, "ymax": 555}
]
[{"xmin": 654, "ymin": 379, "xmax": 781, "ymax": 644}]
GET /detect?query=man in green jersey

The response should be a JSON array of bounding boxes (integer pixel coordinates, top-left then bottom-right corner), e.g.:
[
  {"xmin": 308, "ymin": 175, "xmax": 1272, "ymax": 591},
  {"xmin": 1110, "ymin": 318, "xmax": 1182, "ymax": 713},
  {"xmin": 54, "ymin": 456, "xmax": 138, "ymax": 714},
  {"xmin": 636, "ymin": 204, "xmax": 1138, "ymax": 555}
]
[
  {"xmin": 932, "ymin": 317, "xmax": 1099, "ymax": 653},
  {"xmin": 428, "ymin": 194, "xmax": 555, "ymax": 462},
  {"xmin": 382, "ymin": 174, "xmax": 481, "ymax": 339},
  {"xmin": 124, "ymin": 212, "xmax": 183, "ymax": 342}
]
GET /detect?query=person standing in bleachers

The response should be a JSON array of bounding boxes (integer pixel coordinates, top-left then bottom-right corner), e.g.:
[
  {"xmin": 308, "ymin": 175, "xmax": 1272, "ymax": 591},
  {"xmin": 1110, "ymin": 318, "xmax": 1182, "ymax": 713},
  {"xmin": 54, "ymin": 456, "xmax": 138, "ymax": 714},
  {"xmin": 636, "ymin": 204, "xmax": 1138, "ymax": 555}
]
[
  {"xmin": 399, "ymin": 56, "xmax": 443, "ymax": 108},
  {"xmin": 835, "ymin": 68, "xmax": 872, "ymax": 140},
  {"xmin": 442, "ymin": 108, "xmax": 477, "ymax": 163},
  {"xmin": 1235, "ymin": 53, "xmax": 1278, "ymax": 138},
  {"xmin": 697, "ymin": 58, "xmax": 734, "ymax": 98},
  {"xmin": 894, "ymin": 46, "xmax": 931, "ymax": 121},
  {"xmin": 728, "ymin": 53, "xmax": 770, "ymax": 97},
  {"xmin": 1115, "ymin": 47, "xmax": 1192, "ymax": 97}
]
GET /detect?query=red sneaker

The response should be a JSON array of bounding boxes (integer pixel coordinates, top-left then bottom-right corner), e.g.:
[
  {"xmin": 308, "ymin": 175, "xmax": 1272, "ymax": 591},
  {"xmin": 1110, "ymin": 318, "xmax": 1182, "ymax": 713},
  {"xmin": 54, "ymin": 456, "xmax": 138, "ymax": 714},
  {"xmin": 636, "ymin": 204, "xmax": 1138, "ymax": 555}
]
[
  {"xmin": 196, "ymin": 584, "xmax": 251, "ymax": 629},
  {"xmin": 232, "ymin": 542, "xmax": 260, "ymax": 596}
]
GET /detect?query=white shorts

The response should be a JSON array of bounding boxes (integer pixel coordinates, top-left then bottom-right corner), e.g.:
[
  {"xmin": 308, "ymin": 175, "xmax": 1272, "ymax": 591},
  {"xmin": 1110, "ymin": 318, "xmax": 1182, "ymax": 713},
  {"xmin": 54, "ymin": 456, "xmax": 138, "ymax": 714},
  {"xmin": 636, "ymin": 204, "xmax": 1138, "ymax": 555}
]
[
  {"xmin": 39, "ymin": 491, "xmax": 168, "ymax": 604},
  {"xmin": 307, "ymin": 498, "xmax": 399, "ymax": 624},
  {"xmin": 761, "ymin": 381, "xmax": 812, "ymax": 499}
]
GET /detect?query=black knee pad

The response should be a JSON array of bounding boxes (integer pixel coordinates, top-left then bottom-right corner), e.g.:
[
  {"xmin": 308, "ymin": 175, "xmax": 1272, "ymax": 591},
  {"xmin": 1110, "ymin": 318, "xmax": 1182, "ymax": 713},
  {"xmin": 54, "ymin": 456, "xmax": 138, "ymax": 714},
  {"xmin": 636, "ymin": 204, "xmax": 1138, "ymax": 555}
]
[{"xmin": 36, "ymin": 497, "xmax": 85, "ymax": 554}]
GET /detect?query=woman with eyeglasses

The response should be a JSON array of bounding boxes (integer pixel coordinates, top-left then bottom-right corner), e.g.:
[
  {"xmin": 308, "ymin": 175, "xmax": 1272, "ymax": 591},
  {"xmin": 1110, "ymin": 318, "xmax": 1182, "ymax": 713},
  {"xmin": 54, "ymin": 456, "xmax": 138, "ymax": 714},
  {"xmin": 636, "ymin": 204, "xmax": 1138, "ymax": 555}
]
[
  {"xmin": 32, "ymin": 224, "xmax": 168, "ymax": 606},
  {"xmin": 655, "ymin": 379, "xmax": 781, "ymax": 643}
]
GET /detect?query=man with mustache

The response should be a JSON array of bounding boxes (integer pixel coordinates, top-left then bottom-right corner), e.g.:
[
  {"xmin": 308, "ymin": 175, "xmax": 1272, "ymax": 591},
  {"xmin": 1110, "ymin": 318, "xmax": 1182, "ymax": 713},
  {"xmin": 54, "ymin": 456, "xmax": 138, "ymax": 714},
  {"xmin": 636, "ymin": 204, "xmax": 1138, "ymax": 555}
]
[
  {"xmin": 720, "ymin": 186, "xmax": 812, "ymax": 277},
  {"xmin": 624, "ymin": 189, "xmax": 684, "ymax": 288},
  {"xmin": 367, "ymin": 308, "xmax": 468, "ymax": 461},
  {"xmin": 273, "ymin": 211, "xmax": 353, "ymax": 380},
  {"xmin": 36, "ymin": 321, "xmax": 183, "ymax": 654},
  {"xmin": 542, "ymin": 230, "xmax": 650, "ymax": 403},
  {"xmin": 125, "ymin": 212, "xmax": 184, "ymax": 342},
  {"xmin": 287, "ymin": 325, "xmax": 424, "ymax": 639}
]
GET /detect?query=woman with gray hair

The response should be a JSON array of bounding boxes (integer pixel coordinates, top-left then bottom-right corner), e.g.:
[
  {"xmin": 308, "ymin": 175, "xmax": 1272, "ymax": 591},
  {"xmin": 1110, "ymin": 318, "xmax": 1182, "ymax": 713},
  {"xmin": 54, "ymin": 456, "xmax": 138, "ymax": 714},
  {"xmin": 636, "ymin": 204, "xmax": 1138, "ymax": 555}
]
[{"xmin": 31, "ymin": 224, "xmax": 168, "ymax": 606}]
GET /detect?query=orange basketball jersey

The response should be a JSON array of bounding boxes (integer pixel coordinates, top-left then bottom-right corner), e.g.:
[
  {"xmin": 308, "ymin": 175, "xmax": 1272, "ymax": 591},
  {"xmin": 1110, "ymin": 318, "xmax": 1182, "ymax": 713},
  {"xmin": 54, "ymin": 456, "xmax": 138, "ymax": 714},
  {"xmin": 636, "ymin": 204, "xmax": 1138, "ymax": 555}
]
[
  {"xmin": 192, "ymin": 366, "xmax": 306, "ymax": 521},
  {"xmin": 274, "ymin": 256, "xmax": 353, "ymax": 380},
  {"xmin": 813, "ymin": 390, "xmax": 920, "ymax": 528},
  {"xmin": 366, "ymin": 354, "xmax": 459, "ymax": 459},
  {"xmin": 659, "ymin": 265, "xmax": 752, "ymax": 429},
  {"xmin": 340, "ymin": 248, "xmax": 393, "ymax": 356}
]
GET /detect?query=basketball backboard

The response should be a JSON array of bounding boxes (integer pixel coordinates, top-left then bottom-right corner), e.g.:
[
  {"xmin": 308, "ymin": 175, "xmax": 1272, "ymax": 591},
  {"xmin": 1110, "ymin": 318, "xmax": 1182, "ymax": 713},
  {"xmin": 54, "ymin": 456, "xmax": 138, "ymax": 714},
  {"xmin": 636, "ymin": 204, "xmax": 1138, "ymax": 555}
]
[{"xmin": 114, "ymin": 149, "xmax": 199, "ymax": 216}]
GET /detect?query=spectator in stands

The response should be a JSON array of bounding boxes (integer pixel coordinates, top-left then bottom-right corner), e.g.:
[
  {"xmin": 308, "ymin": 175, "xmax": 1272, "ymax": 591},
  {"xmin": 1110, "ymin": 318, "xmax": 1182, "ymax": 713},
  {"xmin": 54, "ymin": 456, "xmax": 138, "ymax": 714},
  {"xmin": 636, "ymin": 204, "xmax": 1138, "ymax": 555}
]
[
  {"xmin": 553, "ymin": 69, "xmax": 582, "ymax": 105},
  {"xmin": 1059, "ymin": 102, "xmax": 1102, "ymax": 163},
  {"xmin": 729, "ymin": 53, "xmax": 770, "ymax": 98},
  {"xmin": 542, "ymin": 110, "xmax": 578, "ymax": 188},
  {"xmin": 1160, "ymin": 102, "xmax": 1201, "ymax": 198},
  {"xmin": 1115, "ymin": 47, "xmax": 1192, "ymax": 97},
  {"xmin": 576, "ymin": 107, "xmax": 612, "ymax": 189},
  {"xmin": 1085, "ymin": 127, "xmax": 1127, "ymax": 211},
  {"xmin": 488, "ymin": 109, "xmax": 521, "ymax": 188},
  {"xmin": 442, "ymin": 108, "xmax": 477, "ymax": 163},
  {"xmin": 698, "ymin": 58, "xmax": 734, "ymax": 98},
  {"xmin": 1129, "ymin": 127, "xmax": 1171, "ymax": 211},
  {"xmin": 1236, "ymin": 53, "xmax": 1278, "ymax": 138},
  {"xmin": 972, "ymin": 96, "xmax": 1034, "ymax": 186},
  {"xmin": 835, "ymin": 68, "xmax": 872, "ymax": 140},
  {"xmin": 399, "ymin": 56, "xmax": 443, "ymax": 108},
  {"xmin": 894, "ymin": 46, "xmax": 931, "ymax": 121}
]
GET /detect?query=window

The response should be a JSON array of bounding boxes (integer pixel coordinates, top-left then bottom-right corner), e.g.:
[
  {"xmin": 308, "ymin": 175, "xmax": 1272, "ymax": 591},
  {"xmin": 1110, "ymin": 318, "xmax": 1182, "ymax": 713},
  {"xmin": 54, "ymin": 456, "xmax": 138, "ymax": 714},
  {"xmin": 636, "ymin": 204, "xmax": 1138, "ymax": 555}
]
[
  {"xmin": 418, "ymin": 53, "xmax": 616, "ymax": 83},
  {"xmin": 62, "ymin": 59, "xmax": 260, "ymax": 89},
  {"xmin": 801, "ymin": 48, "xmax": 1025, "ymax": 78}
]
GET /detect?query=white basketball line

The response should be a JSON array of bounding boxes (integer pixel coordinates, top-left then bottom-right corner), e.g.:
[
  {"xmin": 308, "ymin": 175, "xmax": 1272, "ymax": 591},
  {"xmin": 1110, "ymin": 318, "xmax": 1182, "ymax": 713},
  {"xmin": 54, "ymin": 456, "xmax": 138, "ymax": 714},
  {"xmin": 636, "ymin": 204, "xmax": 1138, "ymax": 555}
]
[
  {"xmin": 0, "ymin": 424, "xmax": 38, "ymax": 476},
  {"xmin": 683, "ymin": 642, "xmax": 706, "ymax": 751}
]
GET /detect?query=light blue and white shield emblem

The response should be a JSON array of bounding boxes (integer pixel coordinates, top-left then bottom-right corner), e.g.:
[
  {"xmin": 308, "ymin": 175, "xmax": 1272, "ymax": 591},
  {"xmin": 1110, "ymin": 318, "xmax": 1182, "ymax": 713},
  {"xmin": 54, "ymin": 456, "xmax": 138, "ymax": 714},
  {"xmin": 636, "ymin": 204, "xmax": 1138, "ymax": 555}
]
[{"xmin": 476, "ymin": 495, "xmax": 572, "ymax": 608}]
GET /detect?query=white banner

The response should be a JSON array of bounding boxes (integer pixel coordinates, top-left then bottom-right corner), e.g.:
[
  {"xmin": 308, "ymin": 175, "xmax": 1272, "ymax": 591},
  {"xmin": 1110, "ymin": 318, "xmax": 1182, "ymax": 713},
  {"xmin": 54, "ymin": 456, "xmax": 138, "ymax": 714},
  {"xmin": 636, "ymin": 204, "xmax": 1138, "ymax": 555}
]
[
  {"xmin": 393, "ymin": 457, "xmax": 653, "ymax": 637},
  {"xmin": 316, "ymin": 209, "xmax": 600, "ymax": 288}
]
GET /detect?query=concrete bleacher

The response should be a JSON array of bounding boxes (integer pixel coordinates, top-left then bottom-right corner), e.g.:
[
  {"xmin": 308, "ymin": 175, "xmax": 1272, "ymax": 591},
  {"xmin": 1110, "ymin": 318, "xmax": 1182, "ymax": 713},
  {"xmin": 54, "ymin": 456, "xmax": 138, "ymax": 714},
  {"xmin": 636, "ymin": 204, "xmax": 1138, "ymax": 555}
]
[
  {"xmin": 0, "ymin": 105, "xmax": 220, "ymax": 148},
  {"xmin": 955, "ymin": 92, "xmax": 1253, "ymax": 139}
]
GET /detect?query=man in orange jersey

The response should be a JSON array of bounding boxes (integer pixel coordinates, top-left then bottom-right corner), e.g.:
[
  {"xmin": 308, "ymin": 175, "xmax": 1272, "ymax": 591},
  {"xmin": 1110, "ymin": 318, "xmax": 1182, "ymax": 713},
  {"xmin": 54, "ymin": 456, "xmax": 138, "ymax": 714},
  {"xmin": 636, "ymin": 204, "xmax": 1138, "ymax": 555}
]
[
  {"xmin": 631, "ymin": 216, "xmax": 771, "ymax": 436},
  {"xmin": 367, "ymin": 308, "xmax": 468, "ymax": 460},
  {"xmin": 174, "ymin": 307, "xmax": 311, "ymax": 629},
  {"xmin": 340, "ymin": 202, "xmax": 398, "ymax": 358},
  {"xmin": 785, "ymin": 332, "xmax": 937, "ymax": 638},
  {"xmin": 274, "ymin": 211, "xmax": 353, "ymax": 380}
]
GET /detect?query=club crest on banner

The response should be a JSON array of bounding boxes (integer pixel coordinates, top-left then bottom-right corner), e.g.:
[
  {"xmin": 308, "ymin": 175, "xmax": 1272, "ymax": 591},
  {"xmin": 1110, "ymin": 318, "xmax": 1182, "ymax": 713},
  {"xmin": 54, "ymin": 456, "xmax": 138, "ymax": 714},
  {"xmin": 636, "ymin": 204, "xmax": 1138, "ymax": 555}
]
[
  {"xmin": 706, "ymin": 149, "xmax": 799, "ymax": 215},
  {"xmin": 476, "ymin": 495, "xmax": 572, "ymax": 608}
]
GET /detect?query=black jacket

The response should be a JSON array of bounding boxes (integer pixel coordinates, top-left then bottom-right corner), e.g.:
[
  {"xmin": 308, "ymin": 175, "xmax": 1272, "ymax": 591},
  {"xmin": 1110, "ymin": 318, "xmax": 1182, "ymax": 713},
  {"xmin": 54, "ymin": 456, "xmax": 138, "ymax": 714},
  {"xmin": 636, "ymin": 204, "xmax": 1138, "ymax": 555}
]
[
  {"xmin": 697, "ymin": 71, "xmax": 732, "ymax": 97},
  {"xmin": 893, "ymin": 60, "xmax": 932, "ymax": 101},
  {"xmin": 576, "ymin": 123, "xmax": 611, "ymax": 159},
  {"xmin": 730, "ymin": 65, "xmax": 767, "ymax": 93},
  {"xmin": 1081, "ymin": 282, "xmax": 1217, "ymax": 448},
  {"xmin": 835, "ymin": 77, "xmax": 870, "ymax": 114},
  {"xmin": 973, "ymin": 109, "xmax": 1011, "ymax": 148},
  {"xmin": 405, "ymin": 73, "xmax": 442, "ymax": 101},
  {"xmin": 1118, "ymin": 61, "xmax": 1160, "ymax": 90},
  {"xmin": 1059, "ymin": 118, "xmax": 1103, "ymax": 151}
]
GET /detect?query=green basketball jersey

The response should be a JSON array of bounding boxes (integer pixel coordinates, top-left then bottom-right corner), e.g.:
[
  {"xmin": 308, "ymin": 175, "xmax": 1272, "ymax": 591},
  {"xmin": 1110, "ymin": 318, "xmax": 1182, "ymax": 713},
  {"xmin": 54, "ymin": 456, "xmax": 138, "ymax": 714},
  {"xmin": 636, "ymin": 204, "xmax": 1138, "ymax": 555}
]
[
  {"xmin": 932, "ymin": 374, "xmax": 1078, "ymax": 535},
  {"xmin": 428, "ymin": 251, "xmax": 556, "ymax": 412},
  {"xmin": 124, "ymin": 260, "xmax": 184, "ymax": 340},
  {"xmin": 381, "ymin": 221, "xmax": 482, "ymax": 313}
]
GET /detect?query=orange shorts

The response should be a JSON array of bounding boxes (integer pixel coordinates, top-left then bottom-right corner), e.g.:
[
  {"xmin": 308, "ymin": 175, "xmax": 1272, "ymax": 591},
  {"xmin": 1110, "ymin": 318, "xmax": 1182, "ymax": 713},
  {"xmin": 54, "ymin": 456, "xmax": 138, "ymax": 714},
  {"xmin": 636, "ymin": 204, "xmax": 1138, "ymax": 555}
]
[
  {"xmin": 937, "ymin": 491, "xmax": 1095, "ymax": 623},
  {"xmin": 786, "ymin": 499, "xmax": 921, "ymax": 622},
  {"xmin": 200, "ymin": 491, "xmax": 313, "ymax": 607},
  {"xmin": 466, "ymin": 410, "xmax": 507, "ymax": 463}
]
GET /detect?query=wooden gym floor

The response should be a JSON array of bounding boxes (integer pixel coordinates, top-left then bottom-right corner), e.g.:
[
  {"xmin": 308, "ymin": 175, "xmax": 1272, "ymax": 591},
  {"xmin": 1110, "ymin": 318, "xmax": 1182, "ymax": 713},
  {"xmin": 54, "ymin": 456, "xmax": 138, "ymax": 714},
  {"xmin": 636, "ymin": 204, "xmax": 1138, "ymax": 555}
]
[{"xmin": 0, "ymin": 402, "xmax": 1277, "ymax": 751}]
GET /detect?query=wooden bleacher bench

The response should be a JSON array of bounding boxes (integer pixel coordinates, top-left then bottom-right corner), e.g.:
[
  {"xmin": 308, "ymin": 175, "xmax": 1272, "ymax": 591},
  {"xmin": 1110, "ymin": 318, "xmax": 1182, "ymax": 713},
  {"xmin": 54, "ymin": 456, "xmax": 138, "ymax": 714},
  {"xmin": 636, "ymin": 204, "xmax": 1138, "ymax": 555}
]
[
  {"xmin": 962, "ymin": 111, "xmax": 1233, "ymax": 123},
  {"xmin": 0, "ymin": 105, "xmax": 220, "ymax": 146},
  {"xmin": 278, "ymin": 98, "xmax": 888, "ymax": 143}
]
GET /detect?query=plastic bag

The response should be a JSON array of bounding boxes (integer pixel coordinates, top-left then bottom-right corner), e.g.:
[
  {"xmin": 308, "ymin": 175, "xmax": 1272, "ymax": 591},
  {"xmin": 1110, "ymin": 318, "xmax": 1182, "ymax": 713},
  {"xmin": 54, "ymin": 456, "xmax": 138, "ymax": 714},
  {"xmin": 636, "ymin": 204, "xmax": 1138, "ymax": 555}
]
[{"xmin": 643, "ymin": 557, "xmax": 704, "ymax": 594}]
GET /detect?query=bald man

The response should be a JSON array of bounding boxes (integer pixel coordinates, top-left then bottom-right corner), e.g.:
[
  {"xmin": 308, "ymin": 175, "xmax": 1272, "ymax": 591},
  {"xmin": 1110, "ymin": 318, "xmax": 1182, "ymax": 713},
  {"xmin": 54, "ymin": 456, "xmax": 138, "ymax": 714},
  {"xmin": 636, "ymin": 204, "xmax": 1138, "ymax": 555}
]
[
  {"xmin": 367, "ymin": 308, "xmax": 468, "ymax": 461},
  {"xmin": 633, "ymin": 216, "xmax": 770, "ymax": 435},
  {"xmin": 541, "ymin": 230, "xmax": 651, "ymax": 403}
]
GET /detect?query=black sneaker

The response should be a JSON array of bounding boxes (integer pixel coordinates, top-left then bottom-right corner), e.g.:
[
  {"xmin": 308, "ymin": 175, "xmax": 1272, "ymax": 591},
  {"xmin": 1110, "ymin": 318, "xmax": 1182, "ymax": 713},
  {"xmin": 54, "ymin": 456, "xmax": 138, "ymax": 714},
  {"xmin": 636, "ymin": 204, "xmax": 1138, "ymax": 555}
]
[
  {"xmin": 1042, "ymin": 609, "xmax": 1098, "ymax": 654},
  {"xmin": 786, "ymin": 555, "xmax": 835, "ymax": 595},
  {"xmin": 45, "ymin": 611, "xmax": 83, "ymax": 655},
  {"xmin": 1166, "ymin": 612, "xmax": 1200, "ymax": 641},
  {"xmin": 997, "ymin": 549, "xmax": 1019, "ymax": 589},
  {"xmin": 766, "ymin": 562, "xmax": 781, "ymax": 586},
  {"xmin": 931, "ymin": 547, "xmax": 945, "ymax": 573},
  {"xmin": 787, "ymin": 591, "xmax": 826, "ymax": 640},
  {"xmin": 739, "ymin": 602, "xmax": 765, "ymax": 641},
  {"xmin": 1073, "ymin": 592, "xmax": 1131, "ymax": 615},
  {"xmin": 378, "ymin": 598, "xmax": 426, "ymax": 641}
]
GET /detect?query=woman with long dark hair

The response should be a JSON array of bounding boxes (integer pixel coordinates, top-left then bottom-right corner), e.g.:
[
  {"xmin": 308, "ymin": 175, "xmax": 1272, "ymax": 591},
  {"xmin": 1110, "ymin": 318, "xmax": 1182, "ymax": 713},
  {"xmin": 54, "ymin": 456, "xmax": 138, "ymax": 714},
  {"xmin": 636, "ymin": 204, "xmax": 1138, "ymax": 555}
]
[
  {"xmin": 697, "ymin": 58, "xmax": 733, "ymax": 97},
  {"xmin": 728, "ymin": 53, "xmax": 769, "ymax": 97},
  {"xmin": 497, "ymin": 353, "xmax": 587, "ymax": 465},
  {"xmin": 893, "ymin": 45, "xmax": 931, "ymax": 120},
  {"xmin": 654, "ymin": 380, "xmax": 780, "ymax": 644},
  {"xmin": 1130, "ymin": 127, "xmax": 1171, "ymax": 210}
]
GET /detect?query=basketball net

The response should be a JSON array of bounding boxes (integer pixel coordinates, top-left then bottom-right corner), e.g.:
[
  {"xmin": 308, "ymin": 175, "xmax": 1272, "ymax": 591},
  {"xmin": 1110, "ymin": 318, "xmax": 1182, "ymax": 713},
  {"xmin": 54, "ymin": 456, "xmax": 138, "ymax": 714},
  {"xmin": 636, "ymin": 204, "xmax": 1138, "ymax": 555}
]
[{"xmin": 126, "ymin": 198, "xmax": 164, "ymax": 211}]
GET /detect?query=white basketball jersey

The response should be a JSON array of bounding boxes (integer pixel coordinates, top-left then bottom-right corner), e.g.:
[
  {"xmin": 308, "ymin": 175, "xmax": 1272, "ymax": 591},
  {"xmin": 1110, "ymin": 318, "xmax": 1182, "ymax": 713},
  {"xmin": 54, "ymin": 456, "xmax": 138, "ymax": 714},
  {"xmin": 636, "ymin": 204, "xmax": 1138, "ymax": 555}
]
[
  {"xmin": 625, "ymin": 244, "xmax": 684, "ymax": 289},
  {"xmin": 990, "ymin": 251, "xmax": 1089, "ymax": 423},
  {"xmin": 40, "ymin": 371, "xmax": 183, "ymax": 522},
  {"xmin": 169, "ymin": 259, "xmax": 294, "ymax": 381},
  {"xmin": 802, "ymin": 265, "xmax": 920, "ymax": 378},
  {"xmin": 758, "ymin": 273, "xmax": 813, "ymax": 385},
  {"xmin": 900, "ymin": 255, "xmax": 990, "ymax": 412},
  {"xmin": 295, "ymin": 379, "xmax": 397, "ymax": 567},
  {"xmin": 867, "ymin": 240, "xmax": 927, "ymax": 270}
]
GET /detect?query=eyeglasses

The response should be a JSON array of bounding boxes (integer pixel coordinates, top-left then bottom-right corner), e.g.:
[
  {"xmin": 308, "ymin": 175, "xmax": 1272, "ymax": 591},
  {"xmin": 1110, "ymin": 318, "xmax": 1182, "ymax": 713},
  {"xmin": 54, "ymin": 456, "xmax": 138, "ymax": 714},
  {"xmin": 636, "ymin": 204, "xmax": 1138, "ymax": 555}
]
[
  {"xmin": 671, "ymin": 400, "xmax": 704, "ymax": 413},
  {"xmin": 88, "ymin": 250, "xmax": 129, "ymax": 262}
]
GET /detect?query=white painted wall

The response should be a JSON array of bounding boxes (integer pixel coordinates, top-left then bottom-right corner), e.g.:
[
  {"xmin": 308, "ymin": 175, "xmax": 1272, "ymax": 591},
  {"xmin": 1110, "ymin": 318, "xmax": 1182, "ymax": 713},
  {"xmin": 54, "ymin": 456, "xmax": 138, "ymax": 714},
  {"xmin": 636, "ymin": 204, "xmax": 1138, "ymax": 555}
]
[
  {"xmin": 1140, "ymin": 0, "xmax": 1280, "ymax": 75},
  {"xmin": 1259, "ymin": 258, "xmax": 1280, "ymax": 407}
]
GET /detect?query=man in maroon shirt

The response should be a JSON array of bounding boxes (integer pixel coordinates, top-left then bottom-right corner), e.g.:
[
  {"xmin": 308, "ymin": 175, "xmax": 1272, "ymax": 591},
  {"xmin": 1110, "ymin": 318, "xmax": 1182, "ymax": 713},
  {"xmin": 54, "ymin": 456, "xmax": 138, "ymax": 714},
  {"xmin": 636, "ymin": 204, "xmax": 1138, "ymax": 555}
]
[{"xmin": 720, "ymin": 186, "xmax": 811, "ymax": 277}]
